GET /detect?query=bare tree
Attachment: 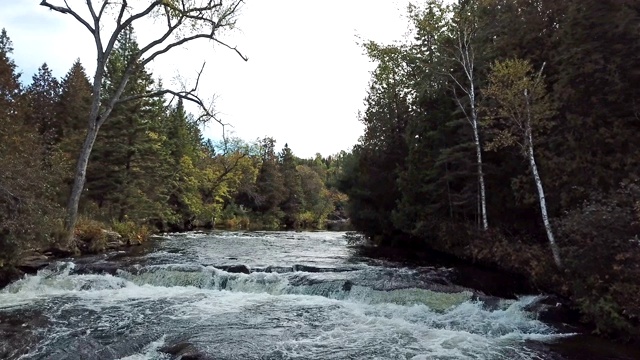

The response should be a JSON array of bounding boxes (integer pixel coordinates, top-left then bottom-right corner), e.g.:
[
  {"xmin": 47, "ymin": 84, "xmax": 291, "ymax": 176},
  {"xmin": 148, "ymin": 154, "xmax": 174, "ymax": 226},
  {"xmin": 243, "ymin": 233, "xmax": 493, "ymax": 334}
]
[
  {"xmin": 39, "ymin": 0, "xmax": 247, "ymax": 241},
  {"xmin": 483, "ymin": 58, "xmax": 562, "ymax": 268}
]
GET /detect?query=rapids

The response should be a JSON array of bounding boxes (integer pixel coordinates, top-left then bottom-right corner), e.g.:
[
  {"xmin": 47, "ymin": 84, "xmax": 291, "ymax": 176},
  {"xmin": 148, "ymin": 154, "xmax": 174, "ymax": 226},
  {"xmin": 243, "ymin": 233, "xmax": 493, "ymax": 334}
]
[{"xmin": 0, "ymin": 231, "xmax": 635, "ymax": 359}]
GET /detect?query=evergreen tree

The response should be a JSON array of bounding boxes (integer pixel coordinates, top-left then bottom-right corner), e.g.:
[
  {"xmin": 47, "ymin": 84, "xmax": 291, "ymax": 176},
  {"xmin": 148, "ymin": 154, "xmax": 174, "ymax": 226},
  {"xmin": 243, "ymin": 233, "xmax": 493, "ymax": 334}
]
[
  {"xmin": 0, "ymin": 29, "xmax": 20, "ymax": 118},
  {"xmin": 254, "ymin": 137, "xmax": 285, "ymax": 217},
  {"xmin": 25, "ymin": 63, "xmax": 61, "ymax": 147},
  {"xmin": 0, "ymin": 29, "xmax": 62, "ymax": 266},
  {"xmin": 57, "ymin": 60, "xmax": 92, "ymax": 143},
  {"xmin": 87, "ymin": 27, "xmax": 171, "ymax": 222},
  {"xmin": 161, "ymin": 99, "xmax": 209, "ymax": 229},
  {"xmin": 55, "ymin": 60, "xmax": 94, "ymax": 204}
]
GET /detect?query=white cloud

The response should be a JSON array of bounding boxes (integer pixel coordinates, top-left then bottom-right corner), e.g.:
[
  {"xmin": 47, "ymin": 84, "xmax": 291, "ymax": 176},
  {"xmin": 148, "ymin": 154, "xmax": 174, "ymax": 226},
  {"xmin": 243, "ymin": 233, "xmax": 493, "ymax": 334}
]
[{"xmin": 0, "ymin": 0, "xmax": 410, "ymax": 158}]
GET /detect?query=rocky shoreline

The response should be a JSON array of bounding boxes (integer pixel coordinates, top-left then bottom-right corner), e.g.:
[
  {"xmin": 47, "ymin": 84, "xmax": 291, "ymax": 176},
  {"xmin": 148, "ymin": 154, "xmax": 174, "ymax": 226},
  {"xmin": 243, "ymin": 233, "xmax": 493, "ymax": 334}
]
[{"xmin": 0, "ymin": 229, "xmax": 139, "ymax": 289}]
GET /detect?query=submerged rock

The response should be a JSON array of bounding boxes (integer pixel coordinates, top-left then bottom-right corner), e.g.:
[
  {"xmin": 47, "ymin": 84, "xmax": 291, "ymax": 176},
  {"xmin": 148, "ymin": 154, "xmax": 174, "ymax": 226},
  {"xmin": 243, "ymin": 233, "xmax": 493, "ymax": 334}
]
[
  {"xmin": 0, "ymin": 309, "xmax": 49, "ymax": 359},
  {"xmin": 0, "ymin": 266, "xmax": 24, "ymax": 289},
  {"xmin": 160, "ymin": 342, "xmax": 212, "ymax": 360}
]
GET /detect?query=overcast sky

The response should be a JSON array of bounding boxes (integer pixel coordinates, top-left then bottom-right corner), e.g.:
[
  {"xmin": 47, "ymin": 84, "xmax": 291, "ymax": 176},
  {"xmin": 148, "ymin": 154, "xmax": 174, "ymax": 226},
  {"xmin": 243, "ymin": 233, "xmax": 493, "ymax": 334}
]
[{"xmin": 0, "ymin": 0, "xmax": 411, "ymax": 158}]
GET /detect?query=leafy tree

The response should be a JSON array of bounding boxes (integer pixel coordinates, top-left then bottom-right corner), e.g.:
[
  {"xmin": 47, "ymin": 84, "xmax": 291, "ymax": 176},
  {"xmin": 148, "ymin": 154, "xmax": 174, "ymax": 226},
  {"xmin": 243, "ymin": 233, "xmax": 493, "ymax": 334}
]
[
  {"xmin": 482, "ymin": 58, "xmax": 561, "ymax": 267},
  {"xmin": 279, "ymin": 143, "xmax": 304, "ymax": 228},
  {"xmin": 297, "ymin": 164, "xmax": 334, "ymax": 228}
]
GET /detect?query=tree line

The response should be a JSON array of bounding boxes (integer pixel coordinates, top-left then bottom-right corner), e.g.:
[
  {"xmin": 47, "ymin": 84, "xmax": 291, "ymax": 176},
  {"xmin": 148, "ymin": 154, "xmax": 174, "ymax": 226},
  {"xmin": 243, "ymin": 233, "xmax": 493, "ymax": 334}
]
[
  {"xmin": 0, "ymin": 27, "xmax": 347, "ymax": 267},
  {"xmin": 338, "ymin": 0, "xmax": 640, "ymax": 338}
]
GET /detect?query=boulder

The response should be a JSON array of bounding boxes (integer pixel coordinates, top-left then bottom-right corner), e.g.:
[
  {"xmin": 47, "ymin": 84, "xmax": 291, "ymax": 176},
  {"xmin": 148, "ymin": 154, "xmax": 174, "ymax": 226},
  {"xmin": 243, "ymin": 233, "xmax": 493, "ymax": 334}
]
[
  {"xmin": 100, "ymin": 229, "xmax": 128, "ymax": 249},
  {"xmin": 16, "ymin": 254, "xmax": 50, "ymax": 274},
  {"xmin": 342, "ymin": 280, "xmax": 353, "ymax": 292},
  {"xmin": 524, "ymin": 295, "xmax": 580, "ymax": 325},
  {"xmin": 219, "ymin": 264, "xmax": 251, "ymax": 274},
  {"xmin": 42, "ymin": 246, "xmax": 76, "ymax": 258},
  {"xmin": 73, "ymin": 262, "xmax": 120, "ymax": 276}
]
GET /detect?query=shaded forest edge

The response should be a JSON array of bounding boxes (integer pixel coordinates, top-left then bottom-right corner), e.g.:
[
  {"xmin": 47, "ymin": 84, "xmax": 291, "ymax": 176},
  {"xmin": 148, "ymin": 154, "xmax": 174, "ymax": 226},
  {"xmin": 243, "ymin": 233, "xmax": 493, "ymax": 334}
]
[
  {"xmin": 336, "ymin": 0, "xmax": 640, "ymax": 342},
  {"xmin": 0, "ymin": 28, "xmax": 349, "ymax": 285}
]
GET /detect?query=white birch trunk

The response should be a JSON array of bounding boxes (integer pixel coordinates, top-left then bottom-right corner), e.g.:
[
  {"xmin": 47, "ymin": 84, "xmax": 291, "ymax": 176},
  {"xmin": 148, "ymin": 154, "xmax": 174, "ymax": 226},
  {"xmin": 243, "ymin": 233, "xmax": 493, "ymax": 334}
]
[
  {"xmin": 527, "ymin": 133, "xmax": 562, "ymax": 268},
  {"xmin": 524, "ymin": 88, "xmax": 562, "ymax": 268},
  {"xmin": 452, "ymin": 25, "xmax": 488, "ymax": 231},
  {"xmin": 472, "ymin": 114, "xmax": 488, "ymax": 230}
]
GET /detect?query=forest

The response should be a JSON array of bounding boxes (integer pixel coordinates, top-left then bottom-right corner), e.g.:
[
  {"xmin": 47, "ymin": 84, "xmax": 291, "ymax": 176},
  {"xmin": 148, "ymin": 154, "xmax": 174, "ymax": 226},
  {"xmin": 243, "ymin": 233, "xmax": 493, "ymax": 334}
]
[
  {"xmin": 0, "ymin": 26, "xmax": 348, "ymax": 268},
  {"xmin": 337, "ymin": 0, "xmax": 640, "ymax": 339}
]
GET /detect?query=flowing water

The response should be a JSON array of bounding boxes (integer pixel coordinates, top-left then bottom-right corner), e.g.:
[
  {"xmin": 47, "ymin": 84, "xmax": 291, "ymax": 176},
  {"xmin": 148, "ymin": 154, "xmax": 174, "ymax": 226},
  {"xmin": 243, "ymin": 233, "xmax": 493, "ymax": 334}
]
[{"xmin": 0, "ymin": 231, "xmax": 636, "ymax": 359}]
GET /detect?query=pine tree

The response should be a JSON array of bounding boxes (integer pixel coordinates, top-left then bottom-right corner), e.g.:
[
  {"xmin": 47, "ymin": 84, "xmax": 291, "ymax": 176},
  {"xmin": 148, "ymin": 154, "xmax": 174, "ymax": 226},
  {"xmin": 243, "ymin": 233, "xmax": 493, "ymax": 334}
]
[
  {"xmin": 52, "ymin": 60, "xmax": 93, "ymax": 205},
  {"xmin": 0, "ymin": 29, "xmax": 62, "ymax": 265},
  {"xmin": 86, "ymin": 27, "xmax": 171, "ymax": 222},
  {"xmin": 25, "ymin": 63, "xmax": 61, "ymax": 147},
  {"xmin": 161, "ymin": 99, "xmax": 208, "ymax": 229},
  {"xmin": 58, "ymin": 60, "xmax": 92, "ymax": 140}
]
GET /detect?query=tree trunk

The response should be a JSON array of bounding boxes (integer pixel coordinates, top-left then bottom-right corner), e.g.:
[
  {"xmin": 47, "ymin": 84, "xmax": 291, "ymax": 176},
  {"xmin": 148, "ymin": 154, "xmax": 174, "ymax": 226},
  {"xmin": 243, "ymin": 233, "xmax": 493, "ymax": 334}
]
[
  {"xmin": 445, "ymin": 162, "xmax": 453, "ymax": 218},
  {"xmin": 523, "ymin": 88, "xmax": 562, "ymax": 268},
  {"xmin": 472, "ymin": 120, "xmax": 488, "ymax": 230},
  {"xmin": 64, "ymin": 123, "xmax": 99, "ymax": 241},
  {"xmin": 527, "ymin": 127, "xmax": 562, "ymax": 268}
]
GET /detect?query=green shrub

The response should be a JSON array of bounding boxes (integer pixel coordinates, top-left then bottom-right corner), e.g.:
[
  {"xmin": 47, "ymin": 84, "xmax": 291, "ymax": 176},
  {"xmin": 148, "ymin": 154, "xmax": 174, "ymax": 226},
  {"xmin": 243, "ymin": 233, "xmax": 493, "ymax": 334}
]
[
  {"xmin": 111, "ymin": 220, "xmax": 151, "ymax": 245},
  {"xmin": 74, "ymin": 217, "xmax": 107, "ymax": 254}
]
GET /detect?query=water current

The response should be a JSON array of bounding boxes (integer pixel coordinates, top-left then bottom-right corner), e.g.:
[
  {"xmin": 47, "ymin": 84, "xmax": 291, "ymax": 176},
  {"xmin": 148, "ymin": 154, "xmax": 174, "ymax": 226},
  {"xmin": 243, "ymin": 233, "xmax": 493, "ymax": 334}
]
[{"xmin": 0, "ymin": 231, "xmax": 637, "ymax": 359}]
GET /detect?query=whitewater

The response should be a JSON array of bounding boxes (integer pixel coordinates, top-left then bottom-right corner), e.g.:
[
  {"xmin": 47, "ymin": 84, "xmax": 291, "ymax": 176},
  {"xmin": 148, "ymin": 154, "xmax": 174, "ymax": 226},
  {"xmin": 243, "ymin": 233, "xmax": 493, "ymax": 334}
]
[{"xmin": 0, "ymin": 231, "xmax": 595, "ymax": 359}]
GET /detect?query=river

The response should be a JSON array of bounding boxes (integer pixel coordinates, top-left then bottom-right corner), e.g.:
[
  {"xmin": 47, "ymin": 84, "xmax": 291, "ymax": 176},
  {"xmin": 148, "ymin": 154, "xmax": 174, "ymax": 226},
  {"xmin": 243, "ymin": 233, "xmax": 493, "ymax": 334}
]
[{"xmin": 0, "ymin": 231, "xmax": 638, "ymax": 359}]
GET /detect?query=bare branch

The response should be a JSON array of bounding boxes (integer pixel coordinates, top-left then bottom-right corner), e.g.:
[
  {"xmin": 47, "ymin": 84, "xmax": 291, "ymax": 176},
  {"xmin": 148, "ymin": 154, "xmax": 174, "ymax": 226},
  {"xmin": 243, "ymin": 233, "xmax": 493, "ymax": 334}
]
[
  {"xmin": 103, "ymin": 1, "xmax": 162, "ymax": 60},
  {"xmin": 448, "ymin": 72, "xmax": 470, "ymax": 97},
  {"xmin": 534, "ymin": 62, "xmax": 547, "ymax": 85},
  {"xmin": 115, "ymin": 62, "xmax": 222, "ymax": 125},
  {"xmin": 116, "ymin": 0, "xmax": 128, "ymax": 27},
  {"xmin": 86, "ymin": 0, "xmax": 98, "ymax": 22},
  {"xmin": 97, "ymin": 0, "xmax": 110, "ymax": 21},
  {"xmin": 40, "ymin": 0, "xmax": 95, "ymax": 33},
  {"xmin": 452, "ymin": 85, "xmax": 474, "ymax": 129},
  {"xmin": 213, "ymin": 38, "xmax": 248, "ymax": 61},
  {"xmin": 141, "ymin": 32, "xmax": 213, "ymax": 66}
]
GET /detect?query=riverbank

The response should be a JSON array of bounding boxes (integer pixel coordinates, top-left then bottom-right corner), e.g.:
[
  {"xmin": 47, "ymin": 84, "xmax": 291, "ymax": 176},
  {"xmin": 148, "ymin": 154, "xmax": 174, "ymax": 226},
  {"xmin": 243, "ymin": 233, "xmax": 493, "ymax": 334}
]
[
  {"xmin": 0, "ymin": 219, "xmax": 150, "ymax": 289},
  {"xmin": 352, "ymin": 242, "xmax": 640, "ymax": 360},
  {"xmin": 351, "ymin": 225, "xmax": 640, "ymax": 344}
]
